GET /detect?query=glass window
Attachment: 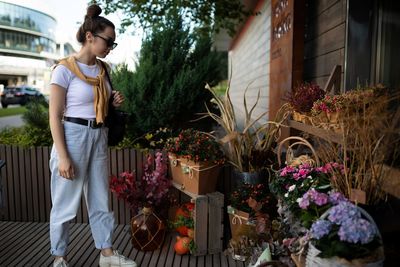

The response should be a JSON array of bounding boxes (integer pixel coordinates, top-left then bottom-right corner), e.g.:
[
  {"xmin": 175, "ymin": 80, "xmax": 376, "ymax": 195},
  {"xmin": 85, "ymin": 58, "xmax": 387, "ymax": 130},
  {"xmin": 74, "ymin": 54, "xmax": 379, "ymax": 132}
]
[
  {"xmin": 346, "ymin": 0, "xmax": 400, "ymax": 90},
  {"xmin": 0, "ymin": 2, "xmax": 56, "ymax": 38},
  {"xmin": 374, "ymin": 0, "xmax": 400, "ymax": 88}
]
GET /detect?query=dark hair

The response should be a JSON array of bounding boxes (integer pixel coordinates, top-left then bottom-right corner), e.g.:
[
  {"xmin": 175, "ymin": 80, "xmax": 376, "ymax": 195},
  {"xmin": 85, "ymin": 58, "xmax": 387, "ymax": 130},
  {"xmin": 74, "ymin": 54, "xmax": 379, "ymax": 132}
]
[{"xmin": 76, "ymin": 4, "xmax": 115, "ymax": 44}]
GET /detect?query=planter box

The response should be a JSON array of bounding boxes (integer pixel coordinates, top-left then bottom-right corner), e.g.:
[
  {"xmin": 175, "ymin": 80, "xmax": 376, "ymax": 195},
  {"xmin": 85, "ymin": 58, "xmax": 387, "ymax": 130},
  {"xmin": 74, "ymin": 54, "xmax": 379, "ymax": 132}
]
[
  {"xmin": 168, "ymin": 154, "xmax": 221, "ymax": 195},
  {"xmin": 227, "ymin": 205, "xmax": 255, "ymax": 239}
]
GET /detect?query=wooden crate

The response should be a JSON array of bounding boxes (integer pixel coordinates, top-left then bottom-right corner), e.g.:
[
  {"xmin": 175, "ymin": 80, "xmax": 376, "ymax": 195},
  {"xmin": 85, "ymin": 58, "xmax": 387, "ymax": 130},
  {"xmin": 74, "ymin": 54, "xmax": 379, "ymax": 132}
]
[{"xmin": 172, "ymin": 181, "xmax": 224, "ymax": 256}]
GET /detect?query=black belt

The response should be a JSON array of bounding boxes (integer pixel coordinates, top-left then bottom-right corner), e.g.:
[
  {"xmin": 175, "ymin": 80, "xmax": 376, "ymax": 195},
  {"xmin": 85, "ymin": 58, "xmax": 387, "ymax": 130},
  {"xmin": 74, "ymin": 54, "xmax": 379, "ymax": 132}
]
[{"xmin": 64, "ymin": 117, "xmax": 104, "ymax": 129}]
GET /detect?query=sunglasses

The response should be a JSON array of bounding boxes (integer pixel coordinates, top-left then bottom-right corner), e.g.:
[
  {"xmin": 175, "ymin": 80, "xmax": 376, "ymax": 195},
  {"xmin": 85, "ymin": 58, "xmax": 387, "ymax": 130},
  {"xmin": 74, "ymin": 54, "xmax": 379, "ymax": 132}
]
[{"xmin": 94, "ymin": 34, "xmax": 118, "ymax": 50}]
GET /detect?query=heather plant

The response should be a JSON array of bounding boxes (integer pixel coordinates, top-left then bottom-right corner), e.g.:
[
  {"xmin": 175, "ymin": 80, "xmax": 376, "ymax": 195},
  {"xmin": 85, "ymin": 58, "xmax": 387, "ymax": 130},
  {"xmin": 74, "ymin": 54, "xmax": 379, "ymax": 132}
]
[
  {"xmin": 311, "ymin": 94, "xmax": 345, "ymax": 115},
  {"xmin": 287, "ymin": 82, "xmax": 325, "ymax": 113}
]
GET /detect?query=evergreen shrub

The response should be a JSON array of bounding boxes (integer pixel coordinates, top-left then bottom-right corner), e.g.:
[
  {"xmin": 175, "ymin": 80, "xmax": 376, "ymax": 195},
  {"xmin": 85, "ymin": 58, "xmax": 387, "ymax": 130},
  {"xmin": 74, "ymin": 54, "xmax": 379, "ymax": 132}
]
[{"xmin": 113, "ymin": 14, "xmax": 224, "ymax": 138}]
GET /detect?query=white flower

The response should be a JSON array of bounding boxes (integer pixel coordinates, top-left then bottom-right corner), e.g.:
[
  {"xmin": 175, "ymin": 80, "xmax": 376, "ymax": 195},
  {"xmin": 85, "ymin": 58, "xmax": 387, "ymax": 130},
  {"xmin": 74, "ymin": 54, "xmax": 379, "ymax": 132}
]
[
  {"xmin": 288, "ymin": 185, "xmax": 296, "ymax": 192},
  {"xmin": 307, "ymin": 175, "xmax": 312, "ymax": 179},
  {"xmin": 284, "ymin": 192, "xmax": 289, "ymax": 198},
  {"xmin": 296, "ymin": 198, "xmax": 302, "ymax": 203}
]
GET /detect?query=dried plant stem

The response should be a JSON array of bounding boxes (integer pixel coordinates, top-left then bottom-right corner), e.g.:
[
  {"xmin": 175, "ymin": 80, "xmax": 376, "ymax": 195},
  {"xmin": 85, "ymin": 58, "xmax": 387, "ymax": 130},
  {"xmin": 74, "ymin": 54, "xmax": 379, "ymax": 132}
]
[
  {"xmin": 198, "ymin": 83, "xmax": 290, "ymax": 172},
  {"xmin": 315, "ymin": 92, "xmax": 400, "ymax": 205}
]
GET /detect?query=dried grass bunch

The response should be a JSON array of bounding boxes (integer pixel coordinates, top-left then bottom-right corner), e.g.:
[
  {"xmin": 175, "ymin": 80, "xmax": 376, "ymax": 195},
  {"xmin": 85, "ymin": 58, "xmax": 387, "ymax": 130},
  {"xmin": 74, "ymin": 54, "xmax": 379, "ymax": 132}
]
[
  {"xmin": 200, "ymin": 83, "xmax": 291, "ymax": 172},
  {"xmin": 315, "ymin": 87, "xmax": 400, "ymax": 204}
]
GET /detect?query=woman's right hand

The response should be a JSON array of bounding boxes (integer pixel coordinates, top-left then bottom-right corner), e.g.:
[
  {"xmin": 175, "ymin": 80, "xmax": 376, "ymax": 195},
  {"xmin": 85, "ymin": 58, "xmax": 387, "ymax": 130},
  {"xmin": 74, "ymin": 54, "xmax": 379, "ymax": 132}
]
[{"xmin": 58, "ymin": 157, "xmax": 75, "ymax": 180}]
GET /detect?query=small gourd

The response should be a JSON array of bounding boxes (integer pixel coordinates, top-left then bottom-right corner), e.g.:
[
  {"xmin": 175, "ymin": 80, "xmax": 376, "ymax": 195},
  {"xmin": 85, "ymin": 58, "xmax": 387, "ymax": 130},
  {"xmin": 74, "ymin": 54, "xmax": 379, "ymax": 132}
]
[{"xmin": 174, "ymin": 236, "xmax": 192, "ymax": 255}]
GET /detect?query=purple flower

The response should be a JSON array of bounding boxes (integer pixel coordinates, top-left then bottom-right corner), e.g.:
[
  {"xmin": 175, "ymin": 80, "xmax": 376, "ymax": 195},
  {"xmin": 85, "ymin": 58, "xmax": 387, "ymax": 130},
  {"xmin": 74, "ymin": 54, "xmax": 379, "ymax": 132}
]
[
  {"xmin": 298, "ymin": 196, "xmax": 310, "ymax": 209},
  {"xmin": 298, "ymin": 189, "xmax": 329, "ymax": 209},
  {"xmin": 328, "ymin": 191, "xmax": 347, "ymax": 205},
  {"xmin": 338, "ymin": 218, "xmax": 377, "ymax": 244},
  {"xmin": 328, "ymin": 202, "xmax": 361, "ymax": 224},
  {"xmin": 311, "ymin": 191, "xmax": 329, "ymax": 206},
  {"xmin": 311, "ymin": 220, "xmax": 332, "ymax": 239}
]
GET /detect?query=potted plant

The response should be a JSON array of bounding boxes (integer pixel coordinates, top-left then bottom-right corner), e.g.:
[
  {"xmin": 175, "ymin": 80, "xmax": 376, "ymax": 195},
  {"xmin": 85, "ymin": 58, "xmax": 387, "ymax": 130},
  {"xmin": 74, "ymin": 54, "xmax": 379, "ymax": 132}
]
[
  {"xmin": 109, "ymin": 152, "xmax": 174, "ymax": 251},
  {"xmin": 307, "ymin": 201, "xmax": 384, "ymax": 266},
  {"xmin": 311, "ymin": 94, "xmax": 345, "ymax": 124},
  {"xmin": 269, "ymin": 162, "xmax": 346, "ymax": 238},
  {"xmin": 165, "ymin": 128, "xmax": 225, "ymax": 195},
  {"xmin": 109, "ymin": 152, "xmax": 173, "ymax": 214},
  {"xmin": 286, "ymin": 82, "xmax": 325, "ymax": 124},
  {"xmin": 228, "ymin": 183, "xmax": 277, "ymax": 239},
  {"xmin": 201, "ymin": 83, "xmax": 291, "ymax": 186}
]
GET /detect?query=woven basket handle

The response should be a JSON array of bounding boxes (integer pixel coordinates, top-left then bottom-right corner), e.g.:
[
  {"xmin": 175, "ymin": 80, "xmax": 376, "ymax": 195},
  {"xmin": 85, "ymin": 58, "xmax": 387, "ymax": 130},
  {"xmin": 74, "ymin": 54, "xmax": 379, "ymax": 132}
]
[{"xmin": 277, "ymin": 136, "xmax": 320, "ymax": 166}]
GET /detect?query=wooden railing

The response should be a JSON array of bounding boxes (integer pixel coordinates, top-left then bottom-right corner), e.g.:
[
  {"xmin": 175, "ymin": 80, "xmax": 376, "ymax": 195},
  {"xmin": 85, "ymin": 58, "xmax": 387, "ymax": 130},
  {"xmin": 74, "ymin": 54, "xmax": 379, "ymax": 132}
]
[{"xmin": 0, "ymin": 145, "xmax": 233, "ymax": 225}]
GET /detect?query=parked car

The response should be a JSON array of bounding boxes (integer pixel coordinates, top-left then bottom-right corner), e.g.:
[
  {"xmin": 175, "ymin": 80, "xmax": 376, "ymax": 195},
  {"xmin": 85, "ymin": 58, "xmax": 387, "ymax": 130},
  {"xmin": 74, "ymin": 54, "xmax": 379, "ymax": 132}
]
[{"xmin": 1, "ymin": 85, "xmax": 44, "ymax": 108}]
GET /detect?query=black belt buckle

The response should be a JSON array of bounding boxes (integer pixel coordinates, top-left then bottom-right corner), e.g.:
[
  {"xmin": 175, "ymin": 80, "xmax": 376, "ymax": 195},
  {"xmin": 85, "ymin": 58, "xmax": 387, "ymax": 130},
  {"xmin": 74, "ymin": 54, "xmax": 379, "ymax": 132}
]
[{"xmin": 89, "ymin": 120, "xmax": 103, "ymax": 129}]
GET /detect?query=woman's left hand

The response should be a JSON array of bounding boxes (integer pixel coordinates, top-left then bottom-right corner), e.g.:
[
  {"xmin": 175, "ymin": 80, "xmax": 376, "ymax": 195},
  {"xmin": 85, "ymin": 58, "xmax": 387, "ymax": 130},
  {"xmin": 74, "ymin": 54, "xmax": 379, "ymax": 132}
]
[{"xmin": 112, "ymin": 90, "xmax": 125, "ymax": 108}]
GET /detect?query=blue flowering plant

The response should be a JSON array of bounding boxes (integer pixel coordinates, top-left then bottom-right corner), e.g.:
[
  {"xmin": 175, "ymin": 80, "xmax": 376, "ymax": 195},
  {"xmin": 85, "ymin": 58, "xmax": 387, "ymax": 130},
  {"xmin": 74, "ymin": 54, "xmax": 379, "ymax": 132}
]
[{"xmin": 310, "ymin": 201, "xmax": 382, "ymax": 261}]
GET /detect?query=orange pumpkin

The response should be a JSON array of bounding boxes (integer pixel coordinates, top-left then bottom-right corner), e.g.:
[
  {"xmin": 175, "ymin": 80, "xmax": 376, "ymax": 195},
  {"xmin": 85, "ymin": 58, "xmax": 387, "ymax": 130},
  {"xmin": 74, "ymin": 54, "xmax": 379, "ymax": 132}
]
[
  {"xmin": 175, "ymin": 202, "xmax": 194, "ymax": 236},
  {"xmin": 174, "ymin": 236, "xmax": 191, "ymax": 255},
  {"xmin": 175, "ymin": 202, "xmax": 194, "ymax": 218}
]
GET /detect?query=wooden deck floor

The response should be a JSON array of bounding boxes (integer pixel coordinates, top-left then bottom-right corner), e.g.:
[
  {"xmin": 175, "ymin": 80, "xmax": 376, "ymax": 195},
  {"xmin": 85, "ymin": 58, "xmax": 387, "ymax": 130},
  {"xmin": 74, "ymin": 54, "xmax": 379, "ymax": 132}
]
[{"xmin": 0, "ymin": 221, "xmax": 245, "ymax": 267}]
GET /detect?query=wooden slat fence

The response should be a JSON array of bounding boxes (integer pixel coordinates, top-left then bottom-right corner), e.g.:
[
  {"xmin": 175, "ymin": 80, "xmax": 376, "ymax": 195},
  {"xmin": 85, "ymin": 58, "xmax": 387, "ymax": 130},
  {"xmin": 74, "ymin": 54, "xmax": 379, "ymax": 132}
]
[{"xmin": 0, "ymin": 145, "xmax": 233, "ymax": 226}]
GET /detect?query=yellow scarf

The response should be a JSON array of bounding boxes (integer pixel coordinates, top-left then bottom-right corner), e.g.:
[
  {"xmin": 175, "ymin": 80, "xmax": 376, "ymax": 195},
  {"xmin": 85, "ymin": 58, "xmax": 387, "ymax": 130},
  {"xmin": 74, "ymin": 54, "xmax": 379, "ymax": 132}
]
[{"xmin": 58, "ymin": 56, "xmax": 109, "ymax": 124}]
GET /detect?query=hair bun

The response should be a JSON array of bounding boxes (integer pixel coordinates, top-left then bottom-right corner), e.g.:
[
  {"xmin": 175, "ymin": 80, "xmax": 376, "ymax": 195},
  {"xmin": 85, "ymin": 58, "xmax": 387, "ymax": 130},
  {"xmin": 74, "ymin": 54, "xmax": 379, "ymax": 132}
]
[{"xmin": 86, "ymin": 4, "xmax": 102, "ymax": 19}]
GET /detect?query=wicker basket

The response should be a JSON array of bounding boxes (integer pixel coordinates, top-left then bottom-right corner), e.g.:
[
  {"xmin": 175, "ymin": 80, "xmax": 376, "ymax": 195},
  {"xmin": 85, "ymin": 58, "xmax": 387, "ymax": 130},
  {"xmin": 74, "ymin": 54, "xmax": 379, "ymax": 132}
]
[
  {"xmin": 292, "ymin": 111, "xmax": 313, "ymax": 125},
  {"xmin": 306, "ymin": 206, "xmax": 384, "ymax": 267},
  {"xmin": 277, "ymin": 136, "xmax": 320, "ymax": 167}
]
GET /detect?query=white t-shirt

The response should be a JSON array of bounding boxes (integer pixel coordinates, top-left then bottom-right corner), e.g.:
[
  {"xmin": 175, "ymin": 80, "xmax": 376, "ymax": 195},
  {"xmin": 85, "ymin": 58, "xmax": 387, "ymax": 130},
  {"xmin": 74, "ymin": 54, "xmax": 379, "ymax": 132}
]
[{"xmin": 50, "ymin": 61, "xmax": 111, "ymax": 119}]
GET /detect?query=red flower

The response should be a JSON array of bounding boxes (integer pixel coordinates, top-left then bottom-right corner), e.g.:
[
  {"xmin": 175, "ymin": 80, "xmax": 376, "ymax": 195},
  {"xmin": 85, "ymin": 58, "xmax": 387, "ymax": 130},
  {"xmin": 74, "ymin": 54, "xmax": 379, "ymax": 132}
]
[{"xmin": 109, "ymin": 152, "xmax": 173, "ymax": 213}]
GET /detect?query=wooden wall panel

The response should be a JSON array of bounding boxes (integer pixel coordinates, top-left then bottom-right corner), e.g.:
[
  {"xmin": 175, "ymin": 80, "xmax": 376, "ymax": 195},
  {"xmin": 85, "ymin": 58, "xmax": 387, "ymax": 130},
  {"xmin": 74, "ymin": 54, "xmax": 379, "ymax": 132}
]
[
  {"xmin": 0, "ymin": 145, "xmax": 234, "ymax": 228},
  {"xmin": 0, "ymin": 146, "xmax": 150, "ymax": 224},
  {"xmin": 303, "ymin": 0, "xmax": 347, "ymax": 90}
]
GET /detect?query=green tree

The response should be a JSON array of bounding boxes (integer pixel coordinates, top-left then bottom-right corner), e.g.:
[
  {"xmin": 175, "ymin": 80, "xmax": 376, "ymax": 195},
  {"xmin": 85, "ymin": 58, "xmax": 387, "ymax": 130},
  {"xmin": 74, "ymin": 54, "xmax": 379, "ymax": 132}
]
[
  {"xmin": 114, "ymin": 13, "xmax": 223, "ymax": 137},
  {"xmin": 97, "ymin": 0, "xmax": 254, "ymax": 36}
]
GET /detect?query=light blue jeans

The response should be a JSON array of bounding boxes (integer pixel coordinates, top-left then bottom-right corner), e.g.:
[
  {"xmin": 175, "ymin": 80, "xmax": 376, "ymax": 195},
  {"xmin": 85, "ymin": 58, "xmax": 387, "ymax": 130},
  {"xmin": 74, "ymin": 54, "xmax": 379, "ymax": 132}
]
[{"xmin": 49, "ymin": 121, "xmax": 114, "ymax": 256}]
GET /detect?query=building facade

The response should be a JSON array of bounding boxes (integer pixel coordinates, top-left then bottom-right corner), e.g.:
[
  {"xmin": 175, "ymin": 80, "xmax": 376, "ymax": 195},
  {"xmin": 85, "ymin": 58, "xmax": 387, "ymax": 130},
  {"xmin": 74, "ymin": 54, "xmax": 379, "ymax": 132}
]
[
  {"xmin": 227, "ymin": 0, "xmax": 400, "ymax": 121},
  {"xmin": 0, "ymin": 1, "xmax": 74, "ymax": 94}
]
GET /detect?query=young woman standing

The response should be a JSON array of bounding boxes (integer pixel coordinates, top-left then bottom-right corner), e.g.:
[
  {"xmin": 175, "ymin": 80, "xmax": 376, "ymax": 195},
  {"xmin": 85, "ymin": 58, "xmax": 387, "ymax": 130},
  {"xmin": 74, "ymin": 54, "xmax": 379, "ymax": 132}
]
[{"xmin": 49, "ymin": 4, "xmax": 136, "ymax": 267}]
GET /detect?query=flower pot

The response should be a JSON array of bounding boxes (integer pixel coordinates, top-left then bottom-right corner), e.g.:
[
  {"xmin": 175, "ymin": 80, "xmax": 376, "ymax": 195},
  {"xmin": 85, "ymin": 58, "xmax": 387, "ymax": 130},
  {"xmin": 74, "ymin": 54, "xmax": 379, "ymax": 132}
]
[
  {"xmin": 232, "ymin": 169, "xmax": 268, "ymax": 187},
  {"xmin": 168, "ymin": 154, "xmax": 221, "ymax": 195}
]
